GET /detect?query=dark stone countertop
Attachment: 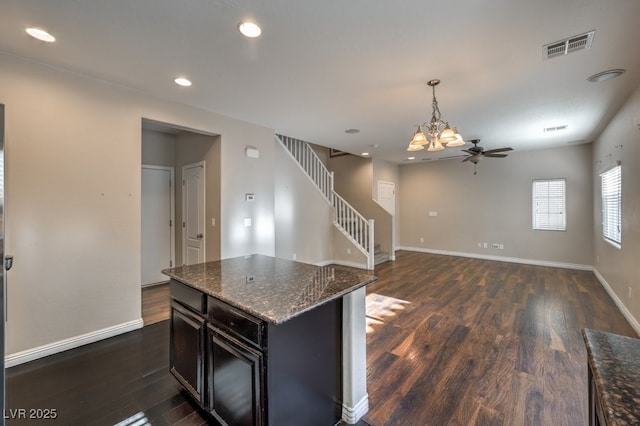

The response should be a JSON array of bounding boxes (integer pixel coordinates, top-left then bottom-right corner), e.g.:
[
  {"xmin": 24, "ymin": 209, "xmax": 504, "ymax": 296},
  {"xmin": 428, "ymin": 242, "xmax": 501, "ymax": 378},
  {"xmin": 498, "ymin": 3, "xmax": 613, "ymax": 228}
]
[
  {"xmin": 162, "ymin": 254, "xmax": 377, "ymax": 325},
  {"xmin": 582, "ymin": 328, "xmax": 640, "ymax": 425}
]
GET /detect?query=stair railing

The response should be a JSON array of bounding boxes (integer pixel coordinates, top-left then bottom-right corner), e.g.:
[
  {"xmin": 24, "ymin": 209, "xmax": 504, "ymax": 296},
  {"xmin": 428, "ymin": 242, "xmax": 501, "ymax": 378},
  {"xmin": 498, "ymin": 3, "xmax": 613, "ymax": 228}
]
[{"xmin": 276, "ymin": 134, "xmax": 375, "ymax": 269}]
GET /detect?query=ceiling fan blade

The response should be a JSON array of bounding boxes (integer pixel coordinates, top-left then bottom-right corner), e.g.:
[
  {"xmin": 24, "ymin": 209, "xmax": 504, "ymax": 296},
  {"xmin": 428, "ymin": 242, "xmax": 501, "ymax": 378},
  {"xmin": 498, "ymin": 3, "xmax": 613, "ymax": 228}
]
[
  {"xmin": 482, "ymin": 153, "xmax": 508, "ymax": 158},
  {"xmin": 483, "ymin": 147, "xmax": 513, "ymax": 154},
  {"xmin": 461, "ymin": 149, "xmax": 474, "ymax": 155}
]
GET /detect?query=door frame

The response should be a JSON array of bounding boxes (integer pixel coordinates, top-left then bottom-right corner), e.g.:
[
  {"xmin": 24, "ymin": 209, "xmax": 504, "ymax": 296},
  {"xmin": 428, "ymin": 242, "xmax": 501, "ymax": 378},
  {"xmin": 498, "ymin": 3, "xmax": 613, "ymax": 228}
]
[
  {"xmin": 141, "ymin": 164, "xmax": 176, "ymax": 285},
  {"xmin": 182, "ymin": 161, "xmax": 206, "ymax": 265}
]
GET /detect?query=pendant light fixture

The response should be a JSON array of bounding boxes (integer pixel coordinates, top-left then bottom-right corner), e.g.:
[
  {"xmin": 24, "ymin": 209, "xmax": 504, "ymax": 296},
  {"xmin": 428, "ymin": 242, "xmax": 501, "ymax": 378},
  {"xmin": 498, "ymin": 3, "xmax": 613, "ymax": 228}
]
[{"xmin": 407, "ymin": 79, "xmax": 466, "ymax": 152}]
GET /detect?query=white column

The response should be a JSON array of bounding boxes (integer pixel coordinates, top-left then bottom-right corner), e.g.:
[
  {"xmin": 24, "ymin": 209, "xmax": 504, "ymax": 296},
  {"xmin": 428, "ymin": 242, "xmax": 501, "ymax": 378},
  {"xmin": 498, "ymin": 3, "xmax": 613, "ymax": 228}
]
[{"xmin": 341, "ymin": 287, "xmax": 369, "ymax": 424}]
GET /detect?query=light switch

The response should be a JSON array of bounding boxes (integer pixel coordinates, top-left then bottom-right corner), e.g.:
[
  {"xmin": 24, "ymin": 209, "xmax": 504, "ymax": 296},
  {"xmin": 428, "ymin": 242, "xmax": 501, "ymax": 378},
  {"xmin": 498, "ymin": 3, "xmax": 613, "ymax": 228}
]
[
  {"xmin": 244, "ymin": 217, "xmax": 252, "ymax": 227},
  {"xmin": 245, "ymin": 193, "xmax": 255, "ymax": 202},
  {"xmin": 211, "ymin": 217, "xmax": 216, "ymax": 227},
  {"xmin": 429, "ymin": 211, "xmax": 438, "ymax": 217}
]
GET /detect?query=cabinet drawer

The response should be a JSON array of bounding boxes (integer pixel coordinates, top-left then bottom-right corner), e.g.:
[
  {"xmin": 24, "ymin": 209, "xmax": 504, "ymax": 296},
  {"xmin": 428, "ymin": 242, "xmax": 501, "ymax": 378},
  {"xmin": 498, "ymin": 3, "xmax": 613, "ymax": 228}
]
[
  {"xmin": 170, "ymin": 280, "xmax": 206, "ymax": 314},
  {"xmin": 208, "ymin": 297, "xmax": 264, "ymax": 348}
]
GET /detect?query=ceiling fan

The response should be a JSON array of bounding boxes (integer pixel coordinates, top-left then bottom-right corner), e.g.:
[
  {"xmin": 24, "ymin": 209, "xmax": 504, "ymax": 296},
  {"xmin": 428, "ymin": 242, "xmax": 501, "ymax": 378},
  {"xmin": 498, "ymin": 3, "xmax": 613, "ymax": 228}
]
[{"xmin": 462, "ymin": 139, "xmax": 513, "ymax": 174}]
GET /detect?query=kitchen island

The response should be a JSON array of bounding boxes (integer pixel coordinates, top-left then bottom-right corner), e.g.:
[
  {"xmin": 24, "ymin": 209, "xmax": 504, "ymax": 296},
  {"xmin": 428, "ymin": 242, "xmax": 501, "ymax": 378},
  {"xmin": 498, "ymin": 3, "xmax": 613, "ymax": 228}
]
[
  {"xmin": 582, "ymin": 328, "xmax": 640, "ymax": 425},
  {"xmin": 162, "ymin": 254, "xmax": 376, "ymax": 426}
]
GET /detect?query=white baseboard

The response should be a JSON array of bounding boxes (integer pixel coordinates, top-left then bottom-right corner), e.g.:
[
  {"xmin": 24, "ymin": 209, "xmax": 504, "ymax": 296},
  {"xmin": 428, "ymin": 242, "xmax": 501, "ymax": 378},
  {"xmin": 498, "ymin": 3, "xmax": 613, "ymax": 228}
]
[
  {"xmin": 398, "ymin": 246, "xmax": 593, "ymax": 271},
  {"xmin": 5, "ymin": 318, "xmax": 144, "ymax": 368},
  {"xmin": 341, "ymin": 393, "xmax": 369, "ymax": 424},
  {"xmin": 593, "ymin": 268, "xmax": 640, "ymax": 335}
]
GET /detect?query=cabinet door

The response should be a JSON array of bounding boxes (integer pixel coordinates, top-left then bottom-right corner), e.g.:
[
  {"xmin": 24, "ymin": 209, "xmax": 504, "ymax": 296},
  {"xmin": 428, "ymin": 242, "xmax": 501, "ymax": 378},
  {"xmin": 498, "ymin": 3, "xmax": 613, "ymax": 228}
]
[
  {"xmin": 170, "ymin": 301, "xmax": 206, "ymax": 404},
  {"xmin": 208, "ymin": 327, "xmax": 263, "ymax": 426}
]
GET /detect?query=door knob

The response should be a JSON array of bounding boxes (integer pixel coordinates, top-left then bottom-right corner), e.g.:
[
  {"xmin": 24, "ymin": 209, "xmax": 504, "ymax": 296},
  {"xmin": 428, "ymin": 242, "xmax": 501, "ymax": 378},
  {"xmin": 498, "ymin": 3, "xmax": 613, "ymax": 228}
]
[
  {"xmin": 4, "ymin": 255, "xmax": 13, "ymax": 271},
  {"xmin": 196, "ymin": 233, "xmax": 203, "ymax": 240}
]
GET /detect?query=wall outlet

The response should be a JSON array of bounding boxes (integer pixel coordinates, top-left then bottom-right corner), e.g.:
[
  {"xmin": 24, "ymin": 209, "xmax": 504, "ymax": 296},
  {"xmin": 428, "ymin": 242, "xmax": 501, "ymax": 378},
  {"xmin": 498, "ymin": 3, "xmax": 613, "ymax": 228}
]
[
  {"xmin": 347, "ymin": 248, "xmax": 351, "ymax": 255},
  {"xmin": 492, "ymin": 243, "xmax": 500, "ymax": 249},
  {"xmin": 420, "ymin": 237, "xmax": 424, "ymax": 243}
]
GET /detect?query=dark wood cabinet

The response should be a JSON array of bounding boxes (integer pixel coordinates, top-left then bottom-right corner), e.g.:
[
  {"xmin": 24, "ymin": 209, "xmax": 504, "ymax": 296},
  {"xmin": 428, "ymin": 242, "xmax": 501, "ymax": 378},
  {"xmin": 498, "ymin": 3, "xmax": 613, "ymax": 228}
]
[
  {"xmin": 169, "ymin": 279, "xmax": 342, "ymax": 426},
  {"xmin": 169, "ymin": 301, "xmax": 206, "ymax": 404},
  {"xmin": 208, "ymin": 326, "xmax": 263, "ymax": 425}
]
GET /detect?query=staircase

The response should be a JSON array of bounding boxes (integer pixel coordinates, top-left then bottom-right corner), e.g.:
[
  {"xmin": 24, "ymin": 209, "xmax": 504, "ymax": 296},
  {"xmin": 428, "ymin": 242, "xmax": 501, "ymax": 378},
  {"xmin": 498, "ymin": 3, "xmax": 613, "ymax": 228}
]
[{"xmin": 277, "ymin": 134, "xmax": 377, "ymax": 270}]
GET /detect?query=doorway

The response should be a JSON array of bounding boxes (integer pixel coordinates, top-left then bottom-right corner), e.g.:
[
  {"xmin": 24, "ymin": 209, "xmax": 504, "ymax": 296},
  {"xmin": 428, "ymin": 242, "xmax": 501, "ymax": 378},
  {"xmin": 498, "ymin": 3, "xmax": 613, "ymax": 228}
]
[{"xmin": 141, "ymin": 165, "xmax": 175, "ymax": 286}]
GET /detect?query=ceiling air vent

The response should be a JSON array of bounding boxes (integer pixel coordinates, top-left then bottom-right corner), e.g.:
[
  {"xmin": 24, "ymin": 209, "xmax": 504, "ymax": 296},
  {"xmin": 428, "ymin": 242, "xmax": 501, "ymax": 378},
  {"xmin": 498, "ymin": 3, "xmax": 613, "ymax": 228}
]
[
  {"xmin": 543, "ymin": 31, "xmax": 594, "ymax": 59},
  {"xmin": 544, "ymin": 125, "xmax": 568, "ymax": 133}
]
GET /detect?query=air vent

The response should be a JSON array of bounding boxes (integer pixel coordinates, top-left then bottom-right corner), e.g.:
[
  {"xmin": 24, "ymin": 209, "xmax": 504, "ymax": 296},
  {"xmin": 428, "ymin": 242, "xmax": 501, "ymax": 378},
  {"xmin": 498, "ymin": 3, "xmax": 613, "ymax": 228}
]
[
  {"xmin": 544, "ymin": 125, "xmax": 568, "ymax": 133},
  {"xmin": 543, "ymin": 31, "xmax": 594, "ymax": 59}
]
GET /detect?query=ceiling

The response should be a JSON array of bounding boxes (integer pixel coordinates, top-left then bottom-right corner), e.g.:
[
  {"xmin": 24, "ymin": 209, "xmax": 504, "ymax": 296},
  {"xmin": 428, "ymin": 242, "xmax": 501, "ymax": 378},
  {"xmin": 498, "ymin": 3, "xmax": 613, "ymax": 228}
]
[{"xmin": 2, "ymin": 0, "xmax": 639, "ymax": 164}]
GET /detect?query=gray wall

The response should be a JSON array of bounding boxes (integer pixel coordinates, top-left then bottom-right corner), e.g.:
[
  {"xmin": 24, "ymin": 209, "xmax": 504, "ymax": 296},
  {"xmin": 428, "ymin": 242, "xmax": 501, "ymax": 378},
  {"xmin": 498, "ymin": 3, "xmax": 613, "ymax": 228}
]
[
  {"xmin": 274, "ymin": 140, "xmax": 334, "ymax": 264},
  {"xmin": 398, "ymin": 143, "xmax": 594, "ymax": 267},
  {"xmin": 1, "ymin": 51, "xmax": 275, "ymax": 360},
  {"xmin": 592, "ymin": 84, "xmax": 640, "ymax": 329}
]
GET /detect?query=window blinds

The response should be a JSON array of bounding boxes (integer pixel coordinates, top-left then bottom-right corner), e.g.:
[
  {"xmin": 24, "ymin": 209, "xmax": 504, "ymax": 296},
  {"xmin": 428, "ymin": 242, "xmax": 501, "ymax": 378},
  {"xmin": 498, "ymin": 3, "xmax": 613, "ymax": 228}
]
[
  {"xmin": 532, "ymin": 179, "xmax": 566, "ymax": 231},
  {"xmin": 600, "ymin": 164, "xmax": 621, "ymax": 247}
]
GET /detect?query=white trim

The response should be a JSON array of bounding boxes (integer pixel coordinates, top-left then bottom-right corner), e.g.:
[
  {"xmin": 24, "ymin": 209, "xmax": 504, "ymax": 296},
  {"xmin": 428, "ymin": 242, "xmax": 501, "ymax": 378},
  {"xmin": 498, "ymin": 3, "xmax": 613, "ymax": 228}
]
[
  {"xmin": 5, "ymin": 319, "xmax": 143, "ymax": 367},
  {"xmin": 593, "ymin": 268, "xmax": 640, "ymax": 335},
  {"xmin": 341, "ymin": 393, "xmax": 369, "ymax": 424},
  {"xmin": 397, "ymin": 246, "xmax": 593, "ymax": 271}
]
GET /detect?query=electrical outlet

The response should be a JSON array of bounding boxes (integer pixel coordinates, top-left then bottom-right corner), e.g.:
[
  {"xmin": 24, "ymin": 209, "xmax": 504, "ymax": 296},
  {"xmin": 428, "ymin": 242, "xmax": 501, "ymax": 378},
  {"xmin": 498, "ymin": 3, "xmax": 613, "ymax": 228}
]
[
  {"xmin": 347, "ymin": 248, "xmax": 351, "ymax": 255},
  {"xmin": 420, "ymin": 237, "xmax": 425, "ymax": 243},
  {"xmin": 492, "ymin": 243, "xmax": 500, "ymax": 249}
]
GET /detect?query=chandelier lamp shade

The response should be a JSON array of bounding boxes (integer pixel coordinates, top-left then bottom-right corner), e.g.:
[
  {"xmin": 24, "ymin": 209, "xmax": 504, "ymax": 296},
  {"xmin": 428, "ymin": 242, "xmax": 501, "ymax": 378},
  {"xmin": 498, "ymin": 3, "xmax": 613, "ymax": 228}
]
[{"xmin": 407, "ymin": 79, "xmax": 466, "ymax": 152}]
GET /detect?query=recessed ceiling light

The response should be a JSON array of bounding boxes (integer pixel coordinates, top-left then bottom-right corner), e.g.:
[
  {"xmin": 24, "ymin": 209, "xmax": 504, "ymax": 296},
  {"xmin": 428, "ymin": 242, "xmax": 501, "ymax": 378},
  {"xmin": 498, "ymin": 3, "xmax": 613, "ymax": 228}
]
[
  {"xmin": 407, "ymin": 157, "xmax": 416, "ymax": 160},
  {"xmin": 174, "ymin": 77, "xmax": 192, "ymax": 87},
  {"xmin": 345, "ymin": 129, "xmax": 360, "ymax": 134},
  {"xmin": 238, "ymin": 22, "xmax": 262, "ymax": 38},
  {"xmin": 587, "ymin": 69, "xmax": 625, "ymax": 83},
  {"xmin": 26, "ymin": 27, "xmax": 55, "ymax": 42},
  {"xmin": 361, "ymin": 152, "xmax": 369, "ymax": 156}
]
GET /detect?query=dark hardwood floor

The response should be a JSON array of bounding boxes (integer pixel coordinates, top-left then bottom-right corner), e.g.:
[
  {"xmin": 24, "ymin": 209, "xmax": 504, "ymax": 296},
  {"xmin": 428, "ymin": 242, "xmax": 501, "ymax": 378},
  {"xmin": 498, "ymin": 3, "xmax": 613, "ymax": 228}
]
[
  {"xmin": 363, "ymin": 251, "xmax": 637, "ymax": 426},
  {"xmin": 5, "ymin": 251, "xmax": 636, "ymax": 425}
]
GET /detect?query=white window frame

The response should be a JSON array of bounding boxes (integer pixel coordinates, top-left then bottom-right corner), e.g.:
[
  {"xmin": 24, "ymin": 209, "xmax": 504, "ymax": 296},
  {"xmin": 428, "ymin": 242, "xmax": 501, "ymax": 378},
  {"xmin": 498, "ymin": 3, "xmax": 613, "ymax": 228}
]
[
  {"xmin": 532, "ymin": 178, "xmax": 566, "ymax": 231},
  {"xmin": 600, "ymin": 163, "xmax": 621, "ymax": 248}
]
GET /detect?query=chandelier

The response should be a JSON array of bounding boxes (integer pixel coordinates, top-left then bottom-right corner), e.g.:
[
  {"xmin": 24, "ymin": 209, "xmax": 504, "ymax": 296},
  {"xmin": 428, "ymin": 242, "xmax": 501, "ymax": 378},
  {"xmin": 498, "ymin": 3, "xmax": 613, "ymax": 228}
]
[{"xmin": 407, "ymin": 79, "xmax": 465, "ymax": 152}]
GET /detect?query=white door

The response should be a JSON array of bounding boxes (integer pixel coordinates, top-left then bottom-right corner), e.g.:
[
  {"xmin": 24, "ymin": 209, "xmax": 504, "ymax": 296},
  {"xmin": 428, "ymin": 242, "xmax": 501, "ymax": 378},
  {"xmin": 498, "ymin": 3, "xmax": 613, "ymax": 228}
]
[
  {"xmin": 377, "ymin": 180, "xmax": 395, "ymax": 215},
  {"xmin": 141, "ymin": 165, "xmax": 174, "ymax": 286},
  {"xmin": 182, "ymin": 162, "xmax": 205, "ymax": 265}
]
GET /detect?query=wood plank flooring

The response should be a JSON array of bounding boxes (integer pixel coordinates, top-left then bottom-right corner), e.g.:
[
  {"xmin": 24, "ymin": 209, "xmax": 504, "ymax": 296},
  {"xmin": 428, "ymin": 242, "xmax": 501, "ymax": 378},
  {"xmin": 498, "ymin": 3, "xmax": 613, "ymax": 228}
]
[
  {"xmin": 5, "ymin": 251, "xmax": 636, "ymax": 425},
  {"xmin": 363, "ymin": 251, "xmax": 637, "ymax": 426},
  {"xmin": 142, "ymin": 282, "xmax": 170, "ymax": 326}
]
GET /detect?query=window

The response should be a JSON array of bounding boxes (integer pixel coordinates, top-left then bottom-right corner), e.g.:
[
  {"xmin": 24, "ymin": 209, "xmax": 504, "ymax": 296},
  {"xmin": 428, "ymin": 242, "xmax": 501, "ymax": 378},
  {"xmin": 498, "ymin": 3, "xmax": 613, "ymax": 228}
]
[
  {"xmin": 600, "ymin": 164, "xmax": 621, "ymax": 247},
  {"xmin": 532, "ymin": 179, "xmax": 566, "ymax": 231}
]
